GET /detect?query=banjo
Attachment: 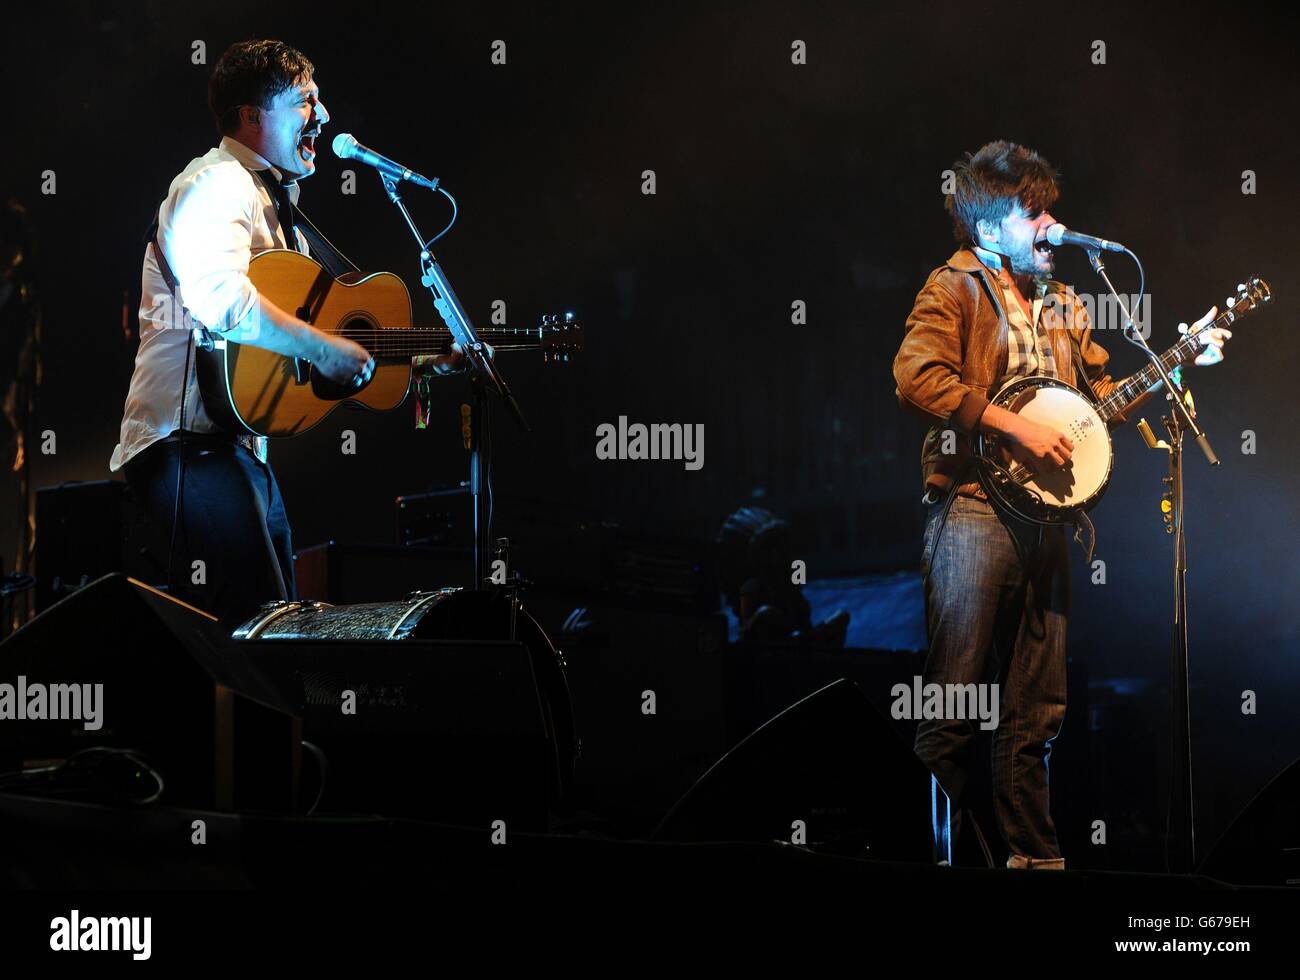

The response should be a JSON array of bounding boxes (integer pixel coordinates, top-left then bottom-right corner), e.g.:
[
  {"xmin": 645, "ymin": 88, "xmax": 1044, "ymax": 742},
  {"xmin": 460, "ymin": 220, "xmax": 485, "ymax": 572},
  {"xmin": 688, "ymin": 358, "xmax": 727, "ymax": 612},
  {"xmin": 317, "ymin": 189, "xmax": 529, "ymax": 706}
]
[{"xmin": 976, "ymin": 276, "xmax": 1272, "ymax": 524}]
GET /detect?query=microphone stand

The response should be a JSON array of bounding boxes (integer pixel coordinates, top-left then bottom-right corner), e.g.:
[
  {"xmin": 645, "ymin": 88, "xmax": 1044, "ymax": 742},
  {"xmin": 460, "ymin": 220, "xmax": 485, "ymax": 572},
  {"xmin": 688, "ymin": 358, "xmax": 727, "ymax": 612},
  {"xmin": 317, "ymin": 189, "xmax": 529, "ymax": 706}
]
[
  {"xmin": 1088, "ymin": 248, "xmax": 1210, "ymax": 874},
  {"xmin": 378, "ymin": 173, "xmax": 530, "ymax": 590}
]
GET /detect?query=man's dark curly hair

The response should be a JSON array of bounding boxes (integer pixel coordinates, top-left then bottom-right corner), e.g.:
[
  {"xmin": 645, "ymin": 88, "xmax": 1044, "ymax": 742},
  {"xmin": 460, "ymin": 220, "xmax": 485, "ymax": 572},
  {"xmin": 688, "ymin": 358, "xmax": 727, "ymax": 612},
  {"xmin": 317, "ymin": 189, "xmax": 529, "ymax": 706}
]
[
  {"xmin": 208, "ymin": 39, "xmax": 315, "ymax": 136},
  {"xmin": 945, "ymin": 140, "xmax": 1060, "ymax": 245}
]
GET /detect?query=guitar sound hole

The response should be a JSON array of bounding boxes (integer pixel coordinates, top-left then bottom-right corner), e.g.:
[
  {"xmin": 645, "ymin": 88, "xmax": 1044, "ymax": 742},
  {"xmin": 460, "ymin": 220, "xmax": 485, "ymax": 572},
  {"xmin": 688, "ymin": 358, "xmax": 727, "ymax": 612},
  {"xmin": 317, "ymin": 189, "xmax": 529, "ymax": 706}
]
[
  {"xmin": 339, "ymin": 317, "xmax": 373, "ymax": 347},
  {"xmin": 306, "ymin": 317, "xmax": 379, "ymax": 400}
]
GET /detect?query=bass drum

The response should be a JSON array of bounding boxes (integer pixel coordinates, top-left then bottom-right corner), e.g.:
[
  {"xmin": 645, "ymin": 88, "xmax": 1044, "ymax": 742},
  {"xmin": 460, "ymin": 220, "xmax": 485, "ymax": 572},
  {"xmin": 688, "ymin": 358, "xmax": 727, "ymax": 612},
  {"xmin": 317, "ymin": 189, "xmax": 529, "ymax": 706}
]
[{"xmin": 233, "ymin": 587, "xmax": 577, "ymax": 803}]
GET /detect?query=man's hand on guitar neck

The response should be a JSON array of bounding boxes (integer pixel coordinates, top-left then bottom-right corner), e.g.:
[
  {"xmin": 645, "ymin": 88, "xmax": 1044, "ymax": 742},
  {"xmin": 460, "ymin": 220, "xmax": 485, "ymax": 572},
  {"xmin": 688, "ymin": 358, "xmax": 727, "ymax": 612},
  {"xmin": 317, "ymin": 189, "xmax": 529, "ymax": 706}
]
[
  {"xmin": 412, "ymin": 341, "xmax": 496, "ymax": 378},
  {"xmin": 980, "ymin": 404, "xmax": 1074, "ymax": 473},
  {"xmin": 1177, "ymin": 305, "xmax": 1230, "ymax": 366}
]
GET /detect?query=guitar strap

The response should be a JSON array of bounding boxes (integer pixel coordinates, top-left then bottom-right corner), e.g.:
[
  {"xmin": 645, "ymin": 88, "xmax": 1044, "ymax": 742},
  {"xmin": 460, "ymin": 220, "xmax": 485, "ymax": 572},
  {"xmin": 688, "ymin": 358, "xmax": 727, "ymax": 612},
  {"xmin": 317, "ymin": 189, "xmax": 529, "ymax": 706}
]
[
  {"xmin": 252, "ymin": 170, "xmax": 361, "ymax": 278},
  {"xmin": 141, "ymin": 210, "xmax": 241, "ymax": 460},
  {"xmin": 143, "ymin": 208, "xmax": 216, "ymax": 352},
  {"xmin": 1066, "ymin": 329, "xmax": 1100, "ymax": 406},
  {"xmin": 293, "ymin": 207, "xmax": 360, "ymax": 277}
]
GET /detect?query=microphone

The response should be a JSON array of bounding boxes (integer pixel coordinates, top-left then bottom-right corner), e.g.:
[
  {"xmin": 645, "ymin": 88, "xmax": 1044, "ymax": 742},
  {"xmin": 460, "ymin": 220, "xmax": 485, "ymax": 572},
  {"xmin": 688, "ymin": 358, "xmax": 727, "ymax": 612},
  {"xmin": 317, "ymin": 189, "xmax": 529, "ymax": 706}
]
[
  {"xmin": 1045, "ymin": 223, "xmax": 1126, "ymax": 253},
  {"xmin": 330, "ymin": 133, "xmax": 438, "ymax": 190}
]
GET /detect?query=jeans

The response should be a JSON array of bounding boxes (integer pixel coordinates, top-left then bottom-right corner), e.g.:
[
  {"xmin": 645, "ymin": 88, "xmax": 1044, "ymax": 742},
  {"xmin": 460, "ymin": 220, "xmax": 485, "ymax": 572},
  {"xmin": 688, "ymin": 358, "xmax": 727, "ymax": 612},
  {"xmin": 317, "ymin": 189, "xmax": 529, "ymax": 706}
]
[
  {"xmin": 123, "ymin": 433, "xmax": 297, "ymax": 629},
  {"xmin": 915, "ymin": 492, "xmax": 1069, "ymax": 868}
]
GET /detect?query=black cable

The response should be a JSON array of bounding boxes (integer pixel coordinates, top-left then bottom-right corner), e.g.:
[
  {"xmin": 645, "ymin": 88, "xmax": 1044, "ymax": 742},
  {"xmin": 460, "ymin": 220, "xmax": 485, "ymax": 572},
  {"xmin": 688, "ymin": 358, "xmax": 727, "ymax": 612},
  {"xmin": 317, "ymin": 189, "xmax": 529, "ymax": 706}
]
[
  {"xmin": 486, "ymin": 392, "xmax": 494, "ymax": 540},
  {"xmin": 1109, "ymin": 246, "xmax": 1179, "ymax": 873},
  {"xmin": 1113, "ymin": 245, "xmax": 1193, "ymax": 873},
  {"xmin": 977, "ymin": 453, "xmax": 1050, "ymax": 515},
  {"xmin": 423, "ymin": 186, "xmax": 458, "ymax": 249},
  {"xmin": 1162, "ymin": 468, "xmax": 1190, "ymax": 875},
  {"xmin": 927, "ymin": 452, "xmax": 1049, "ymax": 573},
  {"xmin": 1118, "ymin": 247, "xmax": 1148, "ymax": 354},
  {"xmin": 924, "ymin": 475, "xmax": 962, "ymax": 574},
  {"xmin": 0, "ymin": 746, "xmax": 164, "ymax": 805},
  {"xmin": 165, "ymin": 330, "xmax": 195, "ymax": 593},
  {"xmin": 970, "ymin": 812, "xmax": 996, "ymax": 868},
  {"xmin": 300, "ymin": 740, "xmax": 328, "ymax": 815}
]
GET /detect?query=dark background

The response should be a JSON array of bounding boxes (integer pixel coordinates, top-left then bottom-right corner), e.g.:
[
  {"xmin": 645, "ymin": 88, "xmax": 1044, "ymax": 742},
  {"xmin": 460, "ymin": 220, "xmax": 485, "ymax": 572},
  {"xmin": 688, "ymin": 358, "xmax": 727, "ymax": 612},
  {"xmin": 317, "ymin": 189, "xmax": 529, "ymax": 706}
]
[{"xmin": 2, "ymin": 0, "xmax": 1297, "ymax": 860}]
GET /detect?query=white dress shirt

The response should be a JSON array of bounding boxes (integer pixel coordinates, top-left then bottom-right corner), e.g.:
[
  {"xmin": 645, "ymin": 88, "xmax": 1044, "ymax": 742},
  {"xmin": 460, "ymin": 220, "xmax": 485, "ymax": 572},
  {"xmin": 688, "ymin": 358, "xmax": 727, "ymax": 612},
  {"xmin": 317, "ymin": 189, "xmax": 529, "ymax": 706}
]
[{"xmin": 109, "ymin": 136, "xmax": 309, "ymax": 472}]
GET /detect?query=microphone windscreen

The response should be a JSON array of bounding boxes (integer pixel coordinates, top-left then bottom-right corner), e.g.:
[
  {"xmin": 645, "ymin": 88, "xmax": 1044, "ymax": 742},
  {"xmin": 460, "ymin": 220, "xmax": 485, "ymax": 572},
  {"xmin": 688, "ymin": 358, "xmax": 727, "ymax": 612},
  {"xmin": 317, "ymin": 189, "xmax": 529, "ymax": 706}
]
[
  {"xmin": 331, "ymin": 133, "xmax": 357, "ymax": 158},
  {"xmin": 1045, "ymin": 223, "xmax": 1067, "ymax": 246}
]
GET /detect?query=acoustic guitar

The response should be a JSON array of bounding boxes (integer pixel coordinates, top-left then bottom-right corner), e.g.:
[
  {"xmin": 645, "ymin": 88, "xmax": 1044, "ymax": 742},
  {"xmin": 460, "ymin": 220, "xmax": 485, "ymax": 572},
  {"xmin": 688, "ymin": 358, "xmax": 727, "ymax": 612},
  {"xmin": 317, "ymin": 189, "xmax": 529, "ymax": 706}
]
[{"xmin": 194, "ymin": 249, "xmax": 583, "ymax": 438}]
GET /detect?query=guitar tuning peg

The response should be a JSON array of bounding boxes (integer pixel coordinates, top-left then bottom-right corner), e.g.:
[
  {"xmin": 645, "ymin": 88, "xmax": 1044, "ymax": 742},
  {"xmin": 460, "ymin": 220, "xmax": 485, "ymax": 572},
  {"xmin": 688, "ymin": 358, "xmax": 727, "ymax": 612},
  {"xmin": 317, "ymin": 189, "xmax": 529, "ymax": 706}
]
[{"xmin": 1237, "ymin": 283, "xmax": 1246, "ymax": 293}]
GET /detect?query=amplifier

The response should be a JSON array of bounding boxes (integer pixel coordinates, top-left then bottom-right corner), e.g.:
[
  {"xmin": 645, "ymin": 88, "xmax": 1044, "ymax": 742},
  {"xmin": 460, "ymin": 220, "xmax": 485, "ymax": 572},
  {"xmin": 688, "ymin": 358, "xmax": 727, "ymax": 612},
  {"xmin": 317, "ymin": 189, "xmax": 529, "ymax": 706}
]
[
  {"xmin": 293, "ymin": 541, "xmax": 472, "ymax": 603},
  {"xmin": 33, "ymin": 480, "xmax": 167, "ymax": 612},
  {"xmin": 395, "ymin": 487, "xmax": 720, "ymax": 614}
]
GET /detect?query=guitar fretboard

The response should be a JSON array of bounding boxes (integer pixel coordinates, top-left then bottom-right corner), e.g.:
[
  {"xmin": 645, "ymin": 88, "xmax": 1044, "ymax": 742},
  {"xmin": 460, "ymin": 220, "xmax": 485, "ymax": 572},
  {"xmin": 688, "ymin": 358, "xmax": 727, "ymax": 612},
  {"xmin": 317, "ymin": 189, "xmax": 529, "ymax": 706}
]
[
  {"xmin": 1096, "ymin": 304, "xmax": 1243, "ymax": 423},
  {"xmin": 340, "ymin": 325, "xmax": 578, "ymax": 357}
]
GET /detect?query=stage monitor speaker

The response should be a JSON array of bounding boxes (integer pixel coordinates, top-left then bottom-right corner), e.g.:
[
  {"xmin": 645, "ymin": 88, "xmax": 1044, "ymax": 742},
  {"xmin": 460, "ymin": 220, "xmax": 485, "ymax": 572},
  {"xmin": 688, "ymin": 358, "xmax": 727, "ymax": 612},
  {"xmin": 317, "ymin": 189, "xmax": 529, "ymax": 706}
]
[
  {"xmin": 651, "ymin": 677, "xmax": 935, "ymax": 861},
  {"xmin": 1198, "ymin": 755, "xmax": 1300, "ymax": 887},
  {"xmin": 242, "ymin": 638, "xmax": 554, "ymax": 829},
  {"xmin": 0, "ymin": 573, "xmax": 299, "ymax": 812}
]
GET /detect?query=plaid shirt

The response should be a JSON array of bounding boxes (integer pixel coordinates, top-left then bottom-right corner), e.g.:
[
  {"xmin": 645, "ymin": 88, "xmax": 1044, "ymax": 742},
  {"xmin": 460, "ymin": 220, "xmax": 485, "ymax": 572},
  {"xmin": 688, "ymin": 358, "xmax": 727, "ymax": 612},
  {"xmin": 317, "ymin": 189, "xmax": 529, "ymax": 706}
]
[{"xmin": 972, "ymin": 246, "xmax": 1059, "ymax": 389}]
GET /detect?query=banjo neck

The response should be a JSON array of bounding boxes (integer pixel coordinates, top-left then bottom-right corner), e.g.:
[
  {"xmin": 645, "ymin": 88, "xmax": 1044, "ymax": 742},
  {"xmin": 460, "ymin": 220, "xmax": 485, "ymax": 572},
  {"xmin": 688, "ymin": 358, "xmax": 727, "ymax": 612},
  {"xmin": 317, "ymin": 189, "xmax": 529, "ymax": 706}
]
[{"xmin": 1095, "ymin": 279, "xmax": 1270, "ymax": 423}]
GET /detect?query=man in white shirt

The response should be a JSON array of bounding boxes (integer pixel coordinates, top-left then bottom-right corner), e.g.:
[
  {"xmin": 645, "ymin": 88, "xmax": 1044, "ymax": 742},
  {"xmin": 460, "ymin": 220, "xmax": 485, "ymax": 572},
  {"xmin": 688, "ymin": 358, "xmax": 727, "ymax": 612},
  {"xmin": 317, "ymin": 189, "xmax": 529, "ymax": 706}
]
[{"xmin": 111, "ymin": 39, "xmax": 464, "ymax": 626}]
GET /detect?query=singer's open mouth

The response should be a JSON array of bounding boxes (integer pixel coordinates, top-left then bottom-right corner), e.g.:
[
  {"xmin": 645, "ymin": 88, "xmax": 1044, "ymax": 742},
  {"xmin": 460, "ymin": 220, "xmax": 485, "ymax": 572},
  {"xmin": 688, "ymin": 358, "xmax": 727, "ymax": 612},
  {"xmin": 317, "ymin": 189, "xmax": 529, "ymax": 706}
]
[
  {"xmin": 299, "ymin": 128, "xmax": 319, "ymax": 159},
  {"xmin": 1034, "ymin": 239, "xmax": 1053, "ymax": 254}
]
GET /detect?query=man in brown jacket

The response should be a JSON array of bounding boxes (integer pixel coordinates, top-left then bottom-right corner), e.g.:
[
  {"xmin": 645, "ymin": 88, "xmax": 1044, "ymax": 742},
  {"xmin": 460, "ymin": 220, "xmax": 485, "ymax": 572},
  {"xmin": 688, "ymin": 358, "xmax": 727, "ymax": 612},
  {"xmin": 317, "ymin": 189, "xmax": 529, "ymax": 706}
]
[{"xmin": 893, "ymin": 140, "xmax": 1224, "ymax": 869}]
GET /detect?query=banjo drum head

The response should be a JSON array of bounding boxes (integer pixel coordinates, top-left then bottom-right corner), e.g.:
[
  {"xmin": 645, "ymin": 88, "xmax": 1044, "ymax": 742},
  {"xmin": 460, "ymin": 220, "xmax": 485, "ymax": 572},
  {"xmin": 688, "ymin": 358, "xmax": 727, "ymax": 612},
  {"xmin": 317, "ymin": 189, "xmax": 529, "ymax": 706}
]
[{"xmin": 1005, "ymin": 382, "xmax": 1110, "ymax": 511}]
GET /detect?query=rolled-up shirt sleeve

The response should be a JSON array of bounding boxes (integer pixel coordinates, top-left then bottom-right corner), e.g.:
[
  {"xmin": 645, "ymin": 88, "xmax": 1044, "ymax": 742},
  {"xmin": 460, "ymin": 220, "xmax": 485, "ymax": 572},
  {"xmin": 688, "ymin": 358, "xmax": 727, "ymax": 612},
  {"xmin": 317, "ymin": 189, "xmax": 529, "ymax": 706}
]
[{"xmin": 160, "ymin": 163, "xmax": 261, "ymax": 342}]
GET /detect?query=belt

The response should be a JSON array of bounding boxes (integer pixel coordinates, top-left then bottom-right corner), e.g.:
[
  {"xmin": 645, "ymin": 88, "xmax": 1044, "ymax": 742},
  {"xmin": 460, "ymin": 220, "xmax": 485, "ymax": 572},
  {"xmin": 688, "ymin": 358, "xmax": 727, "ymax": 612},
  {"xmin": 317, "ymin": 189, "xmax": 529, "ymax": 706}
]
[{"xmin": 162, "ymin": 430, "xmax": 258, "ymax": 453}]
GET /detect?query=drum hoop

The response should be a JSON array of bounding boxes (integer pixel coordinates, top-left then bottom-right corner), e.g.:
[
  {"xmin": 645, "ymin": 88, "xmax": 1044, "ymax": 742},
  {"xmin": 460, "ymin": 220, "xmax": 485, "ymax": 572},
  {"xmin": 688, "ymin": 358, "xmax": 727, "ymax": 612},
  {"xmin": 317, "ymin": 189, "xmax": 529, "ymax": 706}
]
[
  {"xmin": 239, "ymin": 599, "xmax": 335, "ymax": 639},
  {"xmin": 388, "ymin": 587, "xmax": 461, "ymax": 640}
]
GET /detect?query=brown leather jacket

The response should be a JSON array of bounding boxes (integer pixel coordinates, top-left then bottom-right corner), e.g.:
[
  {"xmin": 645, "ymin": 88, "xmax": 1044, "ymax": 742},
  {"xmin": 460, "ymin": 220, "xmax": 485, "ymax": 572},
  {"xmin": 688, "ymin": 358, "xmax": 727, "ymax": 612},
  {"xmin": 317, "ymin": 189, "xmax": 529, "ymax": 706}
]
[{"xmin": 893, "ymin": 247, "xmax": 1154, "ymax": 499}]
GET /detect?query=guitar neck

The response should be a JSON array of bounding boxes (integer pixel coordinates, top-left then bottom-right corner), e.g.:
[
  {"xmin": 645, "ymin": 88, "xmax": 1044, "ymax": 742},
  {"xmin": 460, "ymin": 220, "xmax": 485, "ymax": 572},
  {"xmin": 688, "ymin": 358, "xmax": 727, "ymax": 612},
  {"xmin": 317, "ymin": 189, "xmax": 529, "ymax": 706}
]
[
  {"xmin": 339, "ymin": 326, "xmax": 553, "ymax": 357},
  {"xmin": 1094, "ymin": 307, "xmax": 1234, "ymax": 423}
]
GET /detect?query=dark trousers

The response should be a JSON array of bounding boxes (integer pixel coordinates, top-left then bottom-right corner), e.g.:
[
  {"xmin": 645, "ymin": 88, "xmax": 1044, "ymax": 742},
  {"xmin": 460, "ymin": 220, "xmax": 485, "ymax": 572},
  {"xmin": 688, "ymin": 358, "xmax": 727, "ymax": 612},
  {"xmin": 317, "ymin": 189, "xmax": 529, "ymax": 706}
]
[
  {"xmin": 914, "ymin": 493, "xmax": 1070, "ymax": 867},
  {"xmin": 123, "ymin": 433, "xmax": 297, "ymax": 629}
]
